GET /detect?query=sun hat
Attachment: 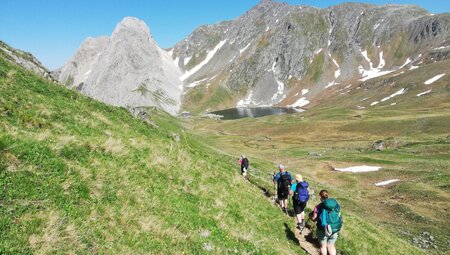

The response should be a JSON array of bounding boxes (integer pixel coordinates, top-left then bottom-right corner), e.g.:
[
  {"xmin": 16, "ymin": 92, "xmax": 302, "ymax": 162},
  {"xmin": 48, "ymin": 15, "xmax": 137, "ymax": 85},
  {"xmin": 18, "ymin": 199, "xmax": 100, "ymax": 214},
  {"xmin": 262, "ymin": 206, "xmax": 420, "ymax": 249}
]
[{"xmin": 295, "ymin": 174, "xmax": 303, "ymax": 181}]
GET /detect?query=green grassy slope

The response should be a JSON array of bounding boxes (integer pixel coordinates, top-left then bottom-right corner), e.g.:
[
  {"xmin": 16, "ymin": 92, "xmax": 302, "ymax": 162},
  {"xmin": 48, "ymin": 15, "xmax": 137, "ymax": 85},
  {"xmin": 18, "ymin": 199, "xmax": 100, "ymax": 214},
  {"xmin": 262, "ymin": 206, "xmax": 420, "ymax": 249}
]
[
  {"xmin": 188, "ymin": 79, "xmax": 450, "ymax": 254},
  {"xmin": 0, "ymin": 57, "xmax": 305, "ymax": 254}
]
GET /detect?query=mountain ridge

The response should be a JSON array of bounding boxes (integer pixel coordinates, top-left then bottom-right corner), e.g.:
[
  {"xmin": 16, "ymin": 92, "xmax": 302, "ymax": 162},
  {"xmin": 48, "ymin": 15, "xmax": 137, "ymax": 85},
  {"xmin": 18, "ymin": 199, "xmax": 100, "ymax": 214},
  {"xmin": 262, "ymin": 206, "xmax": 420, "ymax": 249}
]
[{"xmin": 54, "ymin": 1, "xmax": 450, "ymax": 114}]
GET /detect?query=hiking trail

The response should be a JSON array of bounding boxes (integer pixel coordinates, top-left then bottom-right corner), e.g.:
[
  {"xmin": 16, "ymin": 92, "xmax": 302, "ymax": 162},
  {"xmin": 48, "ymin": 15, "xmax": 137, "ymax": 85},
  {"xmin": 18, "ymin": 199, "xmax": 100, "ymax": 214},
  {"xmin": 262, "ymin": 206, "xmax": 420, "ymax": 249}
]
[
  {"xmin": 245, "ymin": 168, "xmax": 319, "ymax": 255},
  {"xmin": 294, "ymin": 222, "xmax": 320, "ymax": 255}
]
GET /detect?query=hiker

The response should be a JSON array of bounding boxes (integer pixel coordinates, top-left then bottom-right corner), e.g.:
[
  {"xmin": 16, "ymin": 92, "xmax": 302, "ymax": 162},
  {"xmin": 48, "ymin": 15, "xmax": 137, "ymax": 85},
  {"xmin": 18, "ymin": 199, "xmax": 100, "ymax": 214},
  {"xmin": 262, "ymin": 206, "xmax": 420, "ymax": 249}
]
[
  {"xmin": 239, "ymin": 155, "xmax": 249, "ymax": 178},
  {"xmin": 272, "ymin": 164, "xmax": 293, "ymax": 213},
  {"xmin": 289, "ymin": 174, "xmax": 310, "ymax": 230},
  {"xmin": 310, "ymin": 190, "xmax": 342, "ymax": 255}
]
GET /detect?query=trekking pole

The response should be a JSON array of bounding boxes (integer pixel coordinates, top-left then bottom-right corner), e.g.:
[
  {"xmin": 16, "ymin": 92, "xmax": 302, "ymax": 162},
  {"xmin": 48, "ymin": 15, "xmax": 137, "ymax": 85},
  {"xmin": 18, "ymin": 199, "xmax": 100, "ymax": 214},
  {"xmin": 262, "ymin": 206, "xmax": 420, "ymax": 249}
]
[{"xmin": 272, "ymin": 172, "xmax": 277, "ymax": 202}]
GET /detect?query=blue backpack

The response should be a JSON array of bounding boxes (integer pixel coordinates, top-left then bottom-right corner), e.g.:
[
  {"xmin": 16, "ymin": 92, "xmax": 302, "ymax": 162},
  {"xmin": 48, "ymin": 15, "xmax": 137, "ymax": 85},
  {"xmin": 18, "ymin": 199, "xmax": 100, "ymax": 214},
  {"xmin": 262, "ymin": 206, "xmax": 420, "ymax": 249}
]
[{"xmin": 296, "ymin": 181, "xmax": 309, "ymax": 202}]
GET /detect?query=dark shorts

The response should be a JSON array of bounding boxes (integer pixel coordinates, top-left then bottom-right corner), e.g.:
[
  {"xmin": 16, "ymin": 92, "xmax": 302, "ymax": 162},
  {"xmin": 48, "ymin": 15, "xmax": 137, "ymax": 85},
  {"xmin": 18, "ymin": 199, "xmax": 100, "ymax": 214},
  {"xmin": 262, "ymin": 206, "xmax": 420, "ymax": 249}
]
[
  {"xmin": 293, "ymin": 199, "xmax": 307, "ymax": 214},
  {"xmin": 277, "ymin": 187, "xmax": 289, "ymax": 200},
  {"xmin": 241, "ymin": 165, "xmax": 248, "ymax": 174}
]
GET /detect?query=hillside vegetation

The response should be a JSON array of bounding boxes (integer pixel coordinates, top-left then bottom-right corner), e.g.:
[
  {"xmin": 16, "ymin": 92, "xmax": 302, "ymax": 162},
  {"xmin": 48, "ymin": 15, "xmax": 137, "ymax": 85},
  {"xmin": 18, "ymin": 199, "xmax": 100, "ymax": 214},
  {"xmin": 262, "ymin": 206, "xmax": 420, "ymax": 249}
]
[
  {"xmin": 0, "ymin": 56, "xmax": 306, "ymax": 254},
  {"xmin": 189, "ymin": 67, "xmax": 450, "ymax": 254}
]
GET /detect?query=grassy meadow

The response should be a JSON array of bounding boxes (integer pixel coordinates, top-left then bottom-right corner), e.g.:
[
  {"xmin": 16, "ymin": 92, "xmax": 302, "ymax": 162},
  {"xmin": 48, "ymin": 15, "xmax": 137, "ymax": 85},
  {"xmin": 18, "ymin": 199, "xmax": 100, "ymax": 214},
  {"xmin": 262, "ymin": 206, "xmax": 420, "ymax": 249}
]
[
  {"xmin": 0, "ymin": 56, "xmax": 308, "ymax": 254},
  {"xmin": 187, "ymin": 72, "xmax": 450, "ymax": 254}
]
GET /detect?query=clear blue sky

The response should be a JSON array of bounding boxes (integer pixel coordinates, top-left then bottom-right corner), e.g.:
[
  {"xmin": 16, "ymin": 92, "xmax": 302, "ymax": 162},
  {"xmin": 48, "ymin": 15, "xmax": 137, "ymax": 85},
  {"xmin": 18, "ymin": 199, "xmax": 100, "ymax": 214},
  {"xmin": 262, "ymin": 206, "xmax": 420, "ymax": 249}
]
[{"xmin": 0, "ymin": 0, "xmax": 448, "ymax": 70}]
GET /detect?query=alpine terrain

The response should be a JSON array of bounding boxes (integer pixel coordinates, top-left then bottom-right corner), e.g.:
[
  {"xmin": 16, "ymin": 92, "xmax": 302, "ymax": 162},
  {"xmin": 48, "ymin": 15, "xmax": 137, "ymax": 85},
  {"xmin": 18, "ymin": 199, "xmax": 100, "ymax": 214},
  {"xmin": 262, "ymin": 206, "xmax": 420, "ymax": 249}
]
[
  {"xmin": 54, "ymin": 17, "xmax": 182, "ymax": 115},
  {"xmin": 1, "ymin": 0, "xmax": 450, "ymax": 254}
]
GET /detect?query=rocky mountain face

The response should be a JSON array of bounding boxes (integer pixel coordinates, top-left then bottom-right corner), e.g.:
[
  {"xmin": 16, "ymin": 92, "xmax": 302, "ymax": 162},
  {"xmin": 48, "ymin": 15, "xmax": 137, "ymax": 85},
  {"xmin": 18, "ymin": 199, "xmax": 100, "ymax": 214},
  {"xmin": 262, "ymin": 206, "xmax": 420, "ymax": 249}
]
[
  {"xmin": 0, "ymin": 41, "xmax": 54, "ymax": 81},
  {"xmin": 55, "ymin": 1, "xmax": 450, "ymax": 114},
  {"xmin": 55, "ymin": 17, "xmax": 182, "ymax": 115},
  {"xmin": 173, "ymin": 0, "xmax": 450, "ymax": 112}
]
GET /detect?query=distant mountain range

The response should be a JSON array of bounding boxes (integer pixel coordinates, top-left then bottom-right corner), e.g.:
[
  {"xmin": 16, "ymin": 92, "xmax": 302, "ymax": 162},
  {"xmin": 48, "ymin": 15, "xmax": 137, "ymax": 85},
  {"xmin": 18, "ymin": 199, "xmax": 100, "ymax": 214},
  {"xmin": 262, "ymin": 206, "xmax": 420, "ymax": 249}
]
[{"xmin": 7, "ymin": 0, "xmax": 450, "ymax": 114}]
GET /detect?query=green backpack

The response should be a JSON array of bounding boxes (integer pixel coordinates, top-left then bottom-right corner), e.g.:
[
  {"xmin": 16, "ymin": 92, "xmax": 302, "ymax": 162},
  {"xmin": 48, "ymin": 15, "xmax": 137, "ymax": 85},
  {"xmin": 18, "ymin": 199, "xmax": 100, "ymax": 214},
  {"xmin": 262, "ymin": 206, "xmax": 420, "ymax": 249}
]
[{"xmin": 319, "ymin": 198, "xmax": 342, "ymax": 234}]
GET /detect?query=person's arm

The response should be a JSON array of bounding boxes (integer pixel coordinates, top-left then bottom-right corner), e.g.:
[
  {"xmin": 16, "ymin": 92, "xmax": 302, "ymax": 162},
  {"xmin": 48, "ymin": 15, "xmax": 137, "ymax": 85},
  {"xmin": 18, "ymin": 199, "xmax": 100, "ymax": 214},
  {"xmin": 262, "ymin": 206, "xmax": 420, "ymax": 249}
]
[
  {"xmin": 273, "ymin": 173, "xmax": 278, "ymax": 184},
  {"xmin": 311, "ymin": 205, "xmax": 319, "ymax": 222},
  {"xmin": 289, "ymin": 183, "xmax": 296, "ymax": 196}
]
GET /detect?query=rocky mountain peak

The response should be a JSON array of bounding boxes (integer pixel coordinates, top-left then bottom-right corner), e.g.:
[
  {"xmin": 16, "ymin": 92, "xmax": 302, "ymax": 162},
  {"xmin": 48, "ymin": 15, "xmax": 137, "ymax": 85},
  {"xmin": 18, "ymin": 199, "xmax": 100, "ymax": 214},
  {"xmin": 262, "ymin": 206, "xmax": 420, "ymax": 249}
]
[
  {"xmin": 113, "ymin": 17, "xmax": 152, "ymax": 37},
  {"xmin": 56, "ymin": 17, "xmax": 182, "ymax": 115}
]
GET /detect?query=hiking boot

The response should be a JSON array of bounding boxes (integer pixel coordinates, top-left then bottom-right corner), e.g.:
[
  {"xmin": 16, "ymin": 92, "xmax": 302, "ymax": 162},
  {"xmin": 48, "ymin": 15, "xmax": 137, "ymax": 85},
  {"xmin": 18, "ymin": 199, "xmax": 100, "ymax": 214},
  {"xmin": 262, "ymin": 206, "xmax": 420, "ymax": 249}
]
[
  {"xmin": 301, "ymin": 221, "xmax": 306, "ymax": 228},
  {"xmin": 296, "ymin": 223, "xmax": 302, "ymax": 230}
]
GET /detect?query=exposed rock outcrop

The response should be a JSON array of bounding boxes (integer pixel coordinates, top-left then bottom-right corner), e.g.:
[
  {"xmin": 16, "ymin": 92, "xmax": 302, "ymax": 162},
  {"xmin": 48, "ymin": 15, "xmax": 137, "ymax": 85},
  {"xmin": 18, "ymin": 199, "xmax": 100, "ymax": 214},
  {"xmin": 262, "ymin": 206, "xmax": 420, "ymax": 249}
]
[{"xmin": 57, "ymin": 17, "xmax": 182, "ymax": 115}]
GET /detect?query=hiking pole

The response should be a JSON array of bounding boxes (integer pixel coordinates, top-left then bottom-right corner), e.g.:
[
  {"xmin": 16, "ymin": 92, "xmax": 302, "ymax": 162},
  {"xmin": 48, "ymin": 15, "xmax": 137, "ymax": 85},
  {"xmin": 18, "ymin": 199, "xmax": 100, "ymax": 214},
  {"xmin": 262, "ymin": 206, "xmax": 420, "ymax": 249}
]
[{"xmin": 272, "ymin": 172, "xmax": 277, "ymax": 203}]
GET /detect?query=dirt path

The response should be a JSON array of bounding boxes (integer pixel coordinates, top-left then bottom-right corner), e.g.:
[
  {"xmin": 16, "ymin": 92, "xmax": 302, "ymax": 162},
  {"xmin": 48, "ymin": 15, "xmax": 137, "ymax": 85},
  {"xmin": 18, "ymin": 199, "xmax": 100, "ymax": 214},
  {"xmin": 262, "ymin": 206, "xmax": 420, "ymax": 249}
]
[
  {"xmin": 246, "ymin": 175, "xmax": 320, "ymax": 255},
  {"xmin": 294, "ymin": 223, "xmax": 320, "ymax": 255}
]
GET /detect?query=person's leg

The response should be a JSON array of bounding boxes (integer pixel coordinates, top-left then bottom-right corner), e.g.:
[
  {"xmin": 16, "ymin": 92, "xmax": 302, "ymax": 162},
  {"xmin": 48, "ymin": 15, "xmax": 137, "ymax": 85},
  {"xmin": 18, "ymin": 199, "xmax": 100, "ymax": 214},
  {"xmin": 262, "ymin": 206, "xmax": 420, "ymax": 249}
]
[
  {"xmin": 320, "ymin": 245, "xmax": 328, "ymax": 255},
  {"xmin": 326, "ymin": 233, "xmax": 338, "ymax": 255},
  {"xmin": 327, "ymin": 244, "xmax": 336, "ymax": 255},
  {"xmin": 317, "ymin": 229, "xmax": 328, "ymax": 255},
  {"xmin": 277, "ymin": 188, "xmax": 283, "ymax": 207},
  {"xmin": 295, "ymin": 212, "xmax": 301, "ymax": 223}
]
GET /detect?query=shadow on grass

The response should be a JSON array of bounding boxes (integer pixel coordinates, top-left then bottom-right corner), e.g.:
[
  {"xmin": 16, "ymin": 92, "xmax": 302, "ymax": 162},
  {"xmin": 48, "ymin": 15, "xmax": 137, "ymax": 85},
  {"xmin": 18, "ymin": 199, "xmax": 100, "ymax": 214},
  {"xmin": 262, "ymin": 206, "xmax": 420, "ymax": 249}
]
[
  {"xmin": 284, "ymin": 223, "xmax": 299, "ymax": 246},
  {"xmin": 247, "ymin": 175, "xmax": 276, "ymax": 199}
]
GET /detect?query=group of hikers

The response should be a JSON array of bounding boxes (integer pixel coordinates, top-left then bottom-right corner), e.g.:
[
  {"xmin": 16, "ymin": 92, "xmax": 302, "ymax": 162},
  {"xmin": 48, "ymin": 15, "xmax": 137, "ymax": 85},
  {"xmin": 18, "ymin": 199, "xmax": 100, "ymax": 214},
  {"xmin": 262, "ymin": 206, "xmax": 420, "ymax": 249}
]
[{"xmin": 239, "ymin": 155, "xmax": 342, "ymax": 255}]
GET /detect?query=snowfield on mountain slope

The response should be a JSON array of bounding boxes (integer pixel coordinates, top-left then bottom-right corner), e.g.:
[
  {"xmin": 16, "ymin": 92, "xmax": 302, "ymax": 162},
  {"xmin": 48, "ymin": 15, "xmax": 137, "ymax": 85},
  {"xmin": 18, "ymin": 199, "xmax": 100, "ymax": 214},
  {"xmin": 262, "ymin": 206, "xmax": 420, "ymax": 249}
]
[
  {"xmin": 375, "ymin": 179, "xmax": 400, "ymax": 186},
  {"xmin": 333, "ymin": 166, "xmax": 382, "ymax": 173},
  {"xmin": 424, "ymin": 74, "xmax": 445, "ymax": 85}
]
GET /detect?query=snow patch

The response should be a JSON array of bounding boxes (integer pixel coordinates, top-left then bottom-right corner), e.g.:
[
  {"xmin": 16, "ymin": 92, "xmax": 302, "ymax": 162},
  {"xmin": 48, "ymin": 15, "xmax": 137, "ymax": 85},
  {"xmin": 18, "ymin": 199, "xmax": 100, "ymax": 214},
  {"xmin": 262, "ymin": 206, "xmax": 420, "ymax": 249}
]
[
  {"xmin": 373, "ymin": 20, "xmax": 384, "ymax": 30},
  {"xmin": 330, "ymin": 56, "xmax": 341, "ymax": 79},
  {"xmin": 334, "ymin": 165, "xmax": 382, "ymax": 173},
  {"xmin": 186, "ymin": 78, "xmax": 209, "ymax": 88},
  {"xmin": 184, "ymin": 56, "xmax": 192, "ymax": 66},
  {"xmin": 266, "ymin": 26, "xmax": 270, "ymax": 32},
  {"xmin": 289, "ymin": 97, "xmax": 310, "ymax": 107},
  {"xmin": 240, "ymin": 43, "xmax": 251, "ymax": 54},
  {"xmin": 390, "ymin": 102, "xmax": 397, "ymax": 106},
  {"xmin": 381, "ymin": 88, "xmax": 406, "ymax": 102},
  {"xmin": 359, "ymin": 51, "xmax": 394, "ymax": 81},
  {"xmin": 409, "ymin": 65, "xmax": 419, "ymax": 70},
  {"xmin": 434, "ymin": 46, "xmax": 450, "ymax": 50},
  {"xmin": 270, "ymin": 62, "xmax": 277, "ymax": 73},
  {"xmin": 417, "ymin": 90, "xmax": 432, "ymax": 97},
  {"xmin": 180, "ymin": 40, "xmax": 227, "ymax": 81},
  {"xmin": 271, "ymin": 79, "xmax": 285, "ymax": 103},
  {"xmin": 237, "ymin": 90, "xmax": 254, "ymax": 107},
  {"xmin": 301, "ymin": 89, "xmax": 309, "ymax": 95},
  {"xmin": 375, "ymin": 179, "xmax": 399, "ymax": 186},
  {"xmin": 370, "ymin": 101, "xmax": 379, "ymax": 106},
  {"xmin": 393, "ymin": 71, "xmax": 405, "ymax": 77},
  {"xmin": 424, "ymin": 74, "xmax": 445, "ymax": 85},
  {"xmin": 400, "ymin": 58, "xmax": 411, "ymax": 69},
  {"xmin": 325, "ymin": 81, "xmax": 338, "ymax": 88},
  {"xmin": 168, "ymin": 49, "xmax": 174, "ymax": 57}
]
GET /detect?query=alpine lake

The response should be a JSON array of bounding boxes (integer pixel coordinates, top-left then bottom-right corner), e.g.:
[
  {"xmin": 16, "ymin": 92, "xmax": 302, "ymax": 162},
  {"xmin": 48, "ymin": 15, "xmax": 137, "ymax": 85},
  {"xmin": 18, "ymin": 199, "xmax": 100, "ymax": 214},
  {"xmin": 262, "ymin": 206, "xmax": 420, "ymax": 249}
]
[{"xmin": 209, "ymin": 107, "xmax": 304, "ymax": 120}]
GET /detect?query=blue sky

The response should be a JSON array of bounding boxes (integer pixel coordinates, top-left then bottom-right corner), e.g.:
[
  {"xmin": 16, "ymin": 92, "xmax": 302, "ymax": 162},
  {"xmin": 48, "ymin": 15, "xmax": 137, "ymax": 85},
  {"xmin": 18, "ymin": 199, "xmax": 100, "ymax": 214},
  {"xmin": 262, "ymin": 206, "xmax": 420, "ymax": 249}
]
[{"xmin": 0, "ymin": 0, "xmax": 448, "ymax": 69}]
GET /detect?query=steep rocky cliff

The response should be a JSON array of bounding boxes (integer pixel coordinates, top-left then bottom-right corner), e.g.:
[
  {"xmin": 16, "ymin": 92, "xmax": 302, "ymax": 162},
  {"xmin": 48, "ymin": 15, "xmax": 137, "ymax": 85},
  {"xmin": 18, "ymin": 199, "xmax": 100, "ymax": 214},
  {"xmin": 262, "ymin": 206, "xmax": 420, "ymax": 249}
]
[{"xmin": 56, "ymin": 17, "xmax": 182, "ymax": 115}]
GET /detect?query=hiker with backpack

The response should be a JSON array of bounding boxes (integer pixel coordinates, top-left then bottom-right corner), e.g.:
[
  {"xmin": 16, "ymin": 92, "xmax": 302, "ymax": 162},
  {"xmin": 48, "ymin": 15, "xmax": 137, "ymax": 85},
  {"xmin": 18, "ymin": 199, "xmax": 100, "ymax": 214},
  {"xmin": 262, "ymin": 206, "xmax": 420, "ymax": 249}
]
[
  {"xmin": 289, "ymin": 174, "xmax": 310, "ymax": 230},
  {"xmin": 272, "ymin": 164, "xmax": 293, "ymax": 213},
  {"xmin": 310, "ymin": 190, "xmax": 342, "ymax": 255},
  {"xmin": 239, "ymin": 155, "xmax": 249, "ymax": 178}
]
